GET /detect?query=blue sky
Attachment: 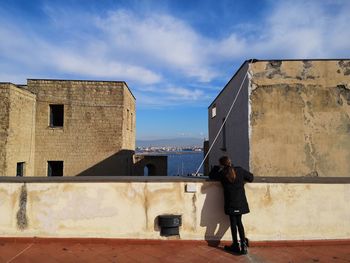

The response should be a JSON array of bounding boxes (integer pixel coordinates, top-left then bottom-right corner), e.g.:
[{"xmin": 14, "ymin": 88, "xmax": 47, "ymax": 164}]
[{"xmin": 1, "ymin": 0, "xmax": 350, "ymax": 140}]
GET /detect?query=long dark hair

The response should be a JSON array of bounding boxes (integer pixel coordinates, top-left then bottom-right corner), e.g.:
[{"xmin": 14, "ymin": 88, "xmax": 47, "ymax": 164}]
[{"xmin": 219, "ymin": 156, "xmax": 236, "ymax": 183}]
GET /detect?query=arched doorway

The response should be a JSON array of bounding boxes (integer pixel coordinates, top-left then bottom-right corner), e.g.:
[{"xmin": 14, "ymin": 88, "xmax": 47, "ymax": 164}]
[{"xmin": 144, "ymin": 163, "xmax": 156, "ymax": 176}]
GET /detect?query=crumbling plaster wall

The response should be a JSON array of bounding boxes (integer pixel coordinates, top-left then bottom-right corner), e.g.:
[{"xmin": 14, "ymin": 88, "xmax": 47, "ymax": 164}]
[
  {"xmin": 0, "ymin": 180, "xmax": 349, "ymax": 241},
  {"xmin": 249, "ymin": 60, "xmax": 350, "ymax": 176}
]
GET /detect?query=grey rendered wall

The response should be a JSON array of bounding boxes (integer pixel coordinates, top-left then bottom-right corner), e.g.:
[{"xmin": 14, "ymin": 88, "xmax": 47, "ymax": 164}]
[{"xmin": 208, "ymin": 62, "xmax": 250, "ymax": 170}]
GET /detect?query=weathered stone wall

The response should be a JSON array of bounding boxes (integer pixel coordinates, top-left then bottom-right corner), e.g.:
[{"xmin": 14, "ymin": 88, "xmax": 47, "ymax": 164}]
[
  {"xmin": 0, "ymin": 179, "xmax": 349, "ymax": 241},
  {"xmin": 26, "ymin": 80, "xmax": 136, "ymax": 176},
  {"xmin": 122, "ymin": 84, "xmax": 136, "ymax": 150},
  {"xmin": 0, "ymin": 84, "xmax": 36, "ymax": 176},
  {"xmin": 249, "ymin": 60, "xmax": 350, "ymax": 176},
  {"xmin": 6, "ymin": 86, "xmax": 36, "ymax": 176},
  {"xmin": 0, "ymin": 84, "xmax": 11, "ymax": 176}
]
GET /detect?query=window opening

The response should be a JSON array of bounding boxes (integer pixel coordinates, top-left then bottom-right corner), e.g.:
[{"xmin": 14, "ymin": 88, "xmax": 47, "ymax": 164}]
[
  {"xmin": 49, "ymin": 104, "xmax": 64, "ymax": 127},
  {"xmin": 16, "ymin": 162, "xmax": 25, "ymax": 177},
  {"xmin": 131, "ymin": 112, "xmax": 133, "ymax": 131},
  {"xmin": 127, "ymin": 109, "xmax": 130, "ymax": 130},
  {"xmin": 48, "ymin": 161, "xmax": 63, "ymax": 176},
  {"xmin": 144, "ymin": 164, "xmax": 156, "ymax": 176},
  {"xmin": 211, "ymin": 105, "xmax": 217, "ymax": 118}
]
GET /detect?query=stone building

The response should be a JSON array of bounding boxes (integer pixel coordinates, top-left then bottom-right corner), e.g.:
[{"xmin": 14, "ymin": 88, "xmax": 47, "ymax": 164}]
[
  {"xmin": 0, "ymin": 79, "xmax": 166, "ymax": 176},
  {"xmin": 208, "ymin": 59, "xmax": 350, "ymax": 177}
]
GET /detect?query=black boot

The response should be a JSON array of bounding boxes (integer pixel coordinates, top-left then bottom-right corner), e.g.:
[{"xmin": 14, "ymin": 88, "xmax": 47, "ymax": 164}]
[
  {"xmin": 224, "ymin": 242, "xmax": 240, "ymax": 254},
  {"xmin": 240, "ymin": 240, "xmax": 248, "ymax": 255},
  {"xmin": 245, "ymin": 238, "xmax": 249, "ymax": 247}
]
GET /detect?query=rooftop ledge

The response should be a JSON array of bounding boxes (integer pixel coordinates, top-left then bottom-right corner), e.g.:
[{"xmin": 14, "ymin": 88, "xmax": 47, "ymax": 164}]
[{"xmin": 1, "ymin": 176, "xmax": 350, "ymax": 184}]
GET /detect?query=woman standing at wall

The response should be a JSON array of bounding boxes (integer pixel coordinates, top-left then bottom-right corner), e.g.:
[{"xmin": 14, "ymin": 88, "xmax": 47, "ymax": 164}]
[{"xmin": 209, "ymin": 156, "xmax": 254, "ymax": 255}]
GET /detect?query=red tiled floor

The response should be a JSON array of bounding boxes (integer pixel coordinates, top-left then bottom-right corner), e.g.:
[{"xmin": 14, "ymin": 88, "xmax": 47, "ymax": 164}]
[{"xmin": 0, "ymin": 240, "xmax": 349, "ymax": 263}]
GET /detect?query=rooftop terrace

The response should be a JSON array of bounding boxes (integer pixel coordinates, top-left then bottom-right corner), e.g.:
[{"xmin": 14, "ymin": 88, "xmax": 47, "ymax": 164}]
[
  {"xmin": 1, "ymin": 238, "xmax": 350, "ymax": 263},
  {"xmin": 1, "ymin": 176, "xmax": 349, "ymax": 262}
]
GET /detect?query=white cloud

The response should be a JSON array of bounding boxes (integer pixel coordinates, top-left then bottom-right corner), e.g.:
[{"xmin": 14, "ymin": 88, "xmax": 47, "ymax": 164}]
[
  {"xmin": 164, "ymin": 87, "xmax": 204, "ymax": 101},
  {"xmin": 0, "ymin": 12, "xmax": 162, "ymax": 85},
  {"xmin": 95, "ymin": 10, "xmax": 219, "ymax": 82},
  {"xmin": 1, "ymin": 1, "xmax": 350, "ymax": 108},
  {"xmin": 49, "ymin": 50, "xmax": 161, "ymax": 84},
  {"xmin": 240, "ymin": 0, "xmax": 350, "ymax": 59},
  {"xmin": 133, "ymin": 85, "xmax": 211, "ymax": 108}
]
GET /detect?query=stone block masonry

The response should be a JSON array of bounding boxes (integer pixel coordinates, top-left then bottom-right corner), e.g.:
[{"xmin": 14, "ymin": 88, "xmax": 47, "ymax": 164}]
[
  {"xmin": 0, "ymin": 79, "xmax": 136, "ymax": 176},
  {"xmin": 0, "ymin": 83, "xmax": 36, "ymax": 176}
]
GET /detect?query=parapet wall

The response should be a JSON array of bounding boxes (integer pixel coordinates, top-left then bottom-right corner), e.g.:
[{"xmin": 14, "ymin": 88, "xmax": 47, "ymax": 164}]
[{"xmin": 0, "ymin": 177, "xmax": 349, "ymax": 242}]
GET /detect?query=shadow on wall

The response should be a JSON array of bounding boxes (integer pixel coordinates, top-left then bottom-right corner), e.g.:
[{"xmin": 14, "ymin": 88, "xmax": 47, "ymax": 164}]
[
  {"xmin": 133, "ymin": 155, "xmax": 168, "ymax": 176},
  {"xmin": 200, "ymin": 183, "xmax": 230, "ymax": 247},
  {"xmin": 76, "ymin": 150, "xmax": 134, "ymax": 176},
  {"xmin": 76, "ymin": 150, "xmax": 168, "ymax": 176}
]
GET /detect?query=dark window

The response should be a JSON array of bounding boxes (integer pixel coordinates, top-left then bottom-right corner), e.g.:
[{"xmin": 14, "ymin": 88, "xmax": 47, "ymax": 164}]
[
  {"xmin": 131, "ymin": 112, "xmax": 133, "ymax": 131},
  {"xmin": 221, "ymin": 118, "xmax": 227, "ymax": 151},
  {"xmin": 144, "ymin": 164, "xmax": 156, "ymax": 176},
  {"xmin": 16, "ymin": 162, "xmax": 25, "ymax": 177},
  {"xmin": 50, "ymin": 105, "xmax": 64, "ymax": 127},
  {"xmin": 48, "ymin": 161, "xmax": 63, "ymax": 176},
  {"xmin": 127, "ymin": 109, "xmax": 130, "ymax": 130}
]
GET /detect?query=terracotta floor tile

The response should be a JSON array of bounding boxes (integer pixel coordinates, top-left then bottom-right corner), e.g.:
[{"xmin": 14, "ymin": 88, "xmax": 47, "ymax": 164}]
[
  {"xmin": 0, "ymin": 242, "xmax": 34, "ymax": 263},
  {"xmin": 1, "ymin": 240, "xmax": 349, "ymax": 263}
]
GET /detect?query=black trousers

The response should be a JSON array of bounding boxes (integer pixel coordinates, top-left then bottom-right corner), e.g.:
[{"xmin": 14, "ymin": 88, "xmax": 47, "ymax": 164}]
[{"xmin": 229, "ymin": 214, "xmax": 245, "ymax": 244}]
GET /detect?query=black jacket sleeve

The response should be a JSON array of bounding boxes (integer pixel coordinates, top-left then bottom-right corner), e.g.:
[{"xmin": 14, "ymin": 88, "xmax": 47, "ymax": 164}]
[
  {"xmin": 243, "ymin": 169, "xmax": 254, "ymax": 182},
  {"xmin": 235, "ymin": 166, "xmax": 254, "ymax": 182},
  {"xmin": 208, "ymin": 165, "xmax": 221, "ymax": 180}
]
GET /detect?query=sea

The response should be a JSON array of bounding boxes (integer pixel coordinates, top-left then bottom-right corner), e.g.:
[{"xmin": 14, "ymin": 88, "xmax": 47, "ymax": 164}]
[{"xmin": 166, "ymin": 151, "xmax": 204, "ymax": 176}]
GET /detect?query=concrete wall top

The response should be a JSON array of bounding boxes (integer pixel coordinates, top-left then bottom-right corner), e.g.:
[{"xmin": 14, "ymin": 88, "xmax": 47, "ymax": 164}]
[
  {"xmin": 1, "ymin": 176, "xmax": 350, "ymax": 184},
  {"xmin": 0, "ymin": 83, "xmax": 36, "ymax": 99},
  {"xmin": 26, "ymin": 79, "xmax": 135, "ymax": 100}
]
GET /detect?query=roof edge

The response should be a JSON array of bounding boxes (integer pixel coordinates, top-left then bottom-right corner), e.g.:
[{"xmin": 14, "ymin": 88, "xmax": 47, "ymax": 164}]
[
  {"xmin": 27, "ymin": 79, "xmax": 136, "ymax": 100},
  {"xmin": 208, "ymin": 60, "xmax": 250, "ymax": 109},
  {"xmin": 27, "ymin": 78, "xmax": 127, "ymax": 83},
  {"xmin": 249, "ymin": 58, "xmax": 350, "ymax": 62},
  {"xmin": 208, "ymin": 57, "xmax": 350, "ymax": 108}
]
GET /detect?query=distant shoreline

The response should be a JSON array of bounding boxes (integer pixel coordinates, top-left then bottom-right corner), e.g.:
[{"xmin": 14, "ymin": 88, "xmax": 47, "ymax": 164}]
[{"xmin": 136, "ymin": 151, "xmax": 203, "ymax": 155}]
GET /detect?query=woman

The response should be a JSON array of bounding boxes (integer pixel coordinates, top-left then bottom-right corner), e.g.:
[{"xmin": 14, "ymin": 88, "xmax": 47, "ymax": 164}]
[{"xmin": 209, "ymin": 156, "xmax": 254, "ymax": 255}]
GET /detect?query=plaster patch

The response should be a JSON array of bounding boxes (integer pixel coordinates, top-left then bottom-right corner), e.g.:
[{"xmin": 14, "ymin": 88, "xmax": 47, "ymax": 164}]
[
  {"xmin": 338, "ymin": 60, "xmax": 350, "ymax": 75},
  {"xmin": 336, "ymin": 85, "xmax": 350, "ymax": 105}
]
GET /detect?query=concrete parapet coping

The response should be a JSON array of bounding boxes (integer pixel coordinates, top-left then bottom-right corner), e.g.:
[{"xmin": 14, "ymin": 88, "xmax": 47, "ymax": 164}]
[{"xmin": 1, "ymin": 176, "xmax": 350, "ymax": 184}]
